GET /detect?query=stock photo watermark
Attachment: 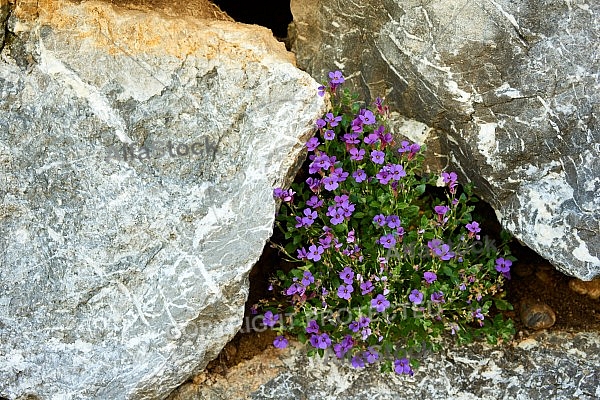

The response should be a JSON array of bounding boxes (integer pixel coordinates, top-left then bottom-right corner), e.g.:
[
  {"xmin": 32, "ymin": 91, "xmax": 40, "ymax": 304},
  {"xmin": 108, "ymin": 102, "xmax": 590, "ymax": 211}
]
[{"xmin": 104, "ymin": 137, "xmax": 217, "ymax": 162}]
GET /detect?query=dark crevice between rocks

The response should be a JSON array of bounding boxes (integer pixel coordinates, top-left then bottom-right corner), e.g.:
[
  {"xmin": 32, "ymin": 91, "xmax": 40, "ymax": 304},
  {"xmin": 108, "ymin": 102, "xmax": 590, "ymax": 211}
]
[
  {"xmin": 210, "ymin": 0, "xmax": 293, "ymax": 47},
  {"xmin": 0, "ymin": 3, "xmax": 12, "ymax": 55}
]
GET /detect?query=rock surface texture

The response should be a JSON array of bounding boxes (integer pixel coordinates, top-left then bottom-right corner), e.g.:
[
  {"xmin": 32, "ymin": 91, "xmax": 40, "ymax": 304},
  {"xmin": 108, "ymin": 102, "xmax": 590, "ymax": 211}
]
[
  {"xmin": 168, "ymin": 332, "xmax": 600, "ymax": 400},
  {"xmin": 0, "ymin": 1, "xmax": 325, "ymax": 399},
  {"xmin": 291, "ymin": 0, "xmax": 600, "ymax": 280}
]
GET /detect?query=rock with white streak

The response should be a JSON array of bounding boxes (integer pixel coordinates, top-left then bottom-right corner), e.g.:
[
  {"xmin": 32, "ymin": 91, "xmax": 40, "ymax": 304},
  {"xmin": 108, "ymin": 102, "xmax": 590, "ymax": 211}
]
[
  {"xmin": 290, "ymin": 0, "xmax": 600, "ymax": 280},
  {"xmin": 0, "ymin": 1, "xmax": 325, "ymax": 398}
]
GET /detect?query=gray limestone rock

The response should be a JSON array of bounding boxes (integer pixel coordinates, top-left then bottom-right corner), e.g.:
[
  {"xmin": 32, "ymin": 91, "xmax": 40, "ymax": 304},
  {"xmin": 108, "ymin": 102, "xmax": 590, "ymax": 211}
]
[
  {"xmin": 290, "ymin": 0, "xmax": 600, "ymax": 280},
  {"xmin": 168, "ymin": 332, "xmax": 600, "ymax": 400},
  {"xmin": 0, "ymin": 1, "xmax": 325, "ymax": 399}
]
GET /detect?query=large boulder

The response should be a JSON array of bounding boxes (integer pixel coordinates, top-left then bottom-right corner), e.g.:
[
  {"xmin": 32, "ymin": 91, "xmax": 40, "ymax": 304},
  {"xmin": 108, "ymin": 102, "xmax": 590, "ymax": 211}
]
[
  {"xmin": 290, "ymin": 0, "xmax": 600, "ymax": 280},
  {"xmin": 0, "ymin": 1, "xmax": 325, "ymax": 398}
]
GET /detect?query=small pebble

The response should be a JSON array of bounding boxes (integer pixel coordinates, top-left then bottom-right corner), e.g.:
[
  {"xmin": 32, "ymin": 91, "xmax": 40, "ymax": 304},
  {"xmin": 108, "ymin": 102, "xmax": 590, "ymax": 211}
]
[
  {"xmin": 519, "ymin": 299, "xmax": 556, "ymax": 330},
  {"xmin": 534, "ymin": 266, "xmax": 554, "ymax": 285},
  {"xmin": 569, "ymin": 278, "xmax": 600, "ymax": 300}
]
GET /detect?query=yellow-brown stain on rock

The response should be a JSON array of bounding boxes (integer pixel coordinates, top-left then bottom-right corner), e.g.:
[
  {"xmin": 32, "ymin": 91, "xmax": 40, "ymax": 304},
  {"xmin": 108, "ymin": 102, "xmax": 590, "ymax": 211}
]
[{"xmin": 12, "ymin": 0, "xmax": 295, "ymax": 64}]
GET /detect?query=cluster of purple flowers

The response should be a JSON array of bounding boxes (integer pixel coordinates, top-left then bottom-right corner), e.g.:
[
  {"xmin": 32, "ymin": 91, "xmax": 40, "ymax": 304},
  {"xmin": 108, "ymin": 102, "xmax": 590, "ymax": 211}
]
[
  {"xmin": 267, "ymin": 70, "xmax": 514, "ymax": 377},
  {"xmin": 273, "ymin": 188, "xmax": 295, "ymax": 202},
  {"xmin": 398, "ymin": 141, "xmax": 421, "ymax": 160}
]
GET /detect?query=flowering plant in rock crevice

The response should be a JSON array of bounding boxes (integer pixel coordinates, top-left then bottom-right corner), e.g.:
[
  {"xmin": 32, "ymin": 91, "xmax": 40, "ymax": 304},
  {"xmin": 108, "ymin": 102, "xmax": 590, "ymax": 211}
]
[{"xmin": 263, "ymin": 71, "xmax": 515, "ymax": 374}]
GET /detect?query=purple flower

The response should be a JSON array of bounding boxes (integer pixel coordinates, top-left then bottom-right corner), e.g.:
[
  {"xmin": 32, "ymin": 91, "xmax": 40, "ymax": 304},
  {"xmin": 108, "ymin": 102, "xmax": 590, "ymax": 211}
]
[
  {"xmin": 466, "ymin": 221, "xmax": 481, "ymax": 233},
  {"xmin": 263, "ymin": 311, "xmax": 279, "ymax": 327},
  {"xmin": 306, "ymin": 177, "xmax": 321, "ymax": 192},
  {"xmin": 394, "ymin": 358, "xmax": 414, "ymax": 376},
  {"xmin": 364, "ymin": 133, "xmax": 379, "ymax": 145},
  {"xmin": 273, "ymin": 188, "xmax": 295, "ymax": 202},
  {"xmin": 332, "ymin": 167, "xmax": 349, "ymax": 182},
  {"xmin": 333, "ymin": 335, "xmax": 354, "ymax": 358},
  {"xmin": 318, "ymin": 85, "xmax": 326, "ymax": 96},
  {"xmin": 423, "ymin": 271, "xmax": 437, "ymax": 284},
  {"xmin": 434, "ymin": 244, "xmax": 454, "ymax": 260},
  {"xmin": 316, "ymin": 333, "xmax": 331, "ymax": 349},
  {"xmin": 324, "ymin": 129, "xmax": 335, "ymax": 140},
  {"xmin": 340, "ymin": 267, "xmax": 355, "ymax": 284},
  {"xmin": 329, "ymin": 70, "xmax": 345, "ymax": 85},
  {"xmin": 326, "ymin": 206, "xmax": 345, "ymax": 225},
  {"xmin": 358, "ymin": 316, "xmax": 370, "ymax": 328},
  {"xmin": 473, "ymin": 308, "xmax": 485, "ymax": 325},
  {"xmin": 358, "ymin": 109, "xmax": 376, "ymax": 125},
  {"xmin": 337, "ymin": 284, "xmax": 354, "ymax": 300},
  {"xmin": 309, "ymin": 334, "xmax": 320, "ymax": 348},
  {"xmin": 309, "ymin": 154, "xmax": 331, "ymax": 173},
  {"xmin": 364, "ymin": 347, "xmax": 379, "ymax": 364},
  {"xmin": 442, "ymin": 171, "xmax": 458, "ymax": 193},
  {"xmin": 306, "ymin": 137, "xmax": 320, "ymax": 151},
  {"xmin": 343, "ymin": 132, "xmax": 360, "ymax": 144},
  {"xmin": 351, "ymin": 118, "xmax": 364, "ymax": 134},
  {"xmin": 351, "ymin": 355, "xmax": 365, "ymax": 369},
  {"xmin": 362, "ymin": 328, "xmax": 372, "ymax": 340},
  {"xmin": 398, "ymin": 141, "xmax": 412, "ymax": 153},
  {"xmin": 429, "ymin": 240, "xmax": 455, "ymax": 261},
  {"xmin": 360, "ymin": 280, "xmax": 374, "ymax": 295},
  {"xmin": 302, "ymin": 271, "xmax": 315, "ymax": 286},
  {"xmin": 376, "ymin": 169, "xmax": 392, "ymax": 184},
  {"xmin": 409, "ymin": 289, "xmax": 424, "ymax": 305},
  {"xmin": 434, "ymin": 205, "xmax": 450, "ymax": 216},
  {"xmin": 374, "ymin": 98, "xmax": 387, "ymax": 114},
  {"xmin": 286, "ymin": 282, "xmax": 305, "ymax": 296},
  {"xmin": 430, "ymin": 291, "xmax": 445, "ymax": 304},
  {"xmin": 319, "ymin": 235, "xmax": 332, "ymax": 248},
  {"xmin": 273, "ymin": 335, "xmax": 288, "ymax": 349},
  {"xmin": 371, "ymin": 294, "xmax": 390, "ymax": 312},
  {"xmin": 322, "ymin": 176, "xmax": 339, "ymax": 191},
  {"xmin": 334, "ymin": 194, "xmax": 349, "ymax": 206},
  {"xmin": 307, "ymin": 244, "xmax": 324, "ymax": 262},
  {"xmin": 466, "ymin": 221, "xmax": 481, "ymax": 239},
  {"xmin": 306, "ymin": 195, "xmax": 323, "ymax": 208},
  {"xmin": 389, "ymin": 164, "xmax": 406, "ymax": 180},
  {"xmin": 495, "ymin": 257, "xmax": 512, "ymax": 279},
  {"xmin": 428, "ymin": 239, "xmax": 442, "ymax": 251},
  {"xmin": 386, "ymin": 215, "xmax": 401, "ymax": 229},
  {"xmin": 349, "ymin": 321, "xmax": 360, "ymax": 333},
  {"xmin": 450, "ymin": 323, "xmax": 460, "ymax": 335},
  {"xmin": 349, "ymin": 147, "xmax": 365, "ymax": 161},
  {"xmin": 379, "ymin": 233, "xmax": 396, "ymax": 249},
  {"xmin": 325, "ymin": 112, "xmax": 342, "ymax": 127},
  {"xmin": 297, "ymin": 247, "xmax": 308, "ymax": 260},
  {"xmin": 306, "ymin": 319, "xmax": 319, "ymax": 334},
  {"xmin": 301, "ymin": 208, "xmax": 317, "ymax": 227},
  {"xmin": 347, "ymin": 230, "xmax": 356, "ymax": 243},
  {"xmin": 316, "ymin": 118, "xmax": 326, "ymax": 129},
  {"xmin": 353, "ymin": 169, "xmax": 367, "ymax": 183},
  {"xmin": 373, "ymin": 214, "xmax": 386, "ymax": 226},
  {"xmin": 370, "ymin": 150, "xmax": 385, "ymax": 164}
]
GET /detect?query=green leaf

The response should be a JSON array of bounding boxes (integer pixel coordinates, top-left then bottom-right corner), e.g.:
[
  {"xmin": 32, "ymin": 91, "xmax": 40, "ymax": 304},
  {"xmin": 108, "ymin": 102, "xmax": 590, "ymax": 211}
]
[{"xmin": 494, "ymin": 298, "xmax": 513, "ymax": 311}]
